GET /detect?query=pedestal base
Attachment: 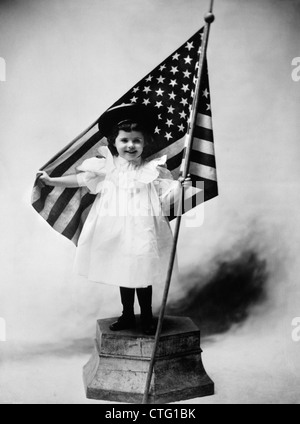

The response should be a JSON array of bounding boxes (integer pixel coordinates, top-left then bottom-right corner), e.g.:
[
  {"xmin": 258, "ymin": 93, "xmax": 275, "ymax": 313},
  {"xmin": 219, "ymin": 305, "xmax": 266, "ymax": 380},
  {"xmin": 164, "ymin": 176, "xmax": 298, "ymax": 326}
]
[{"xmin": 83, "ymin": 316, "xmax": 214, "ymax": 404}]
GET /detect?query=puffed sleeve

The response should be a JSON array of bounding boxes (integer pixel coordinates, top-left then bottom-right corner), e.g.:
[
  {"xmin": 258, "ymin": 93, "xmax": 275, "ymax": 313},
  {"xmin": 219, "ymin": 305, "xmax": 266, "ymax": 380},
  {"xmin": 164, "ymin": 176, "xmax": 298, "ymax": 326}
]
[{"xmin": 76, "ymin": 157, "xmax": 107, "ymax": 194}]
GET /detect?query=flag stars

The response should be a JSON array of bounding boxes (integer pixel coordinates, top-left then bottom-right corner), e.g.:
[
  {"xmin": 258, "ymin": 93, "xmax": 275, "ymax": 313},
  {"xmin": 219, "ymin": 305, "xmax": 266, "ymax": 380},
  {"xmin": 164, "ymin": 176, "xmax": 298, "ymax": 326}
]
[
  {"xmin": 184, "ymin": 55, "xmax": 193, "ymax": 65},
  {"xmin": 183, "ymin": 70, "xmax": 192, "ymax": 79},
  {"xmin": 185, "ymin": 41, "xmax": 194, "ymax": 51},
  {"xmin": 157, "ymin": 75, "xmax": 165, "ymax": 84},
  {"xmin": 170, "ymin": 66, "xmax": 179, "ymax": 75},
  {"xmin": 117, "ymin": 33, "xmax": 210, "ymax": 145},
  {"xmin": 156, "ymin": 88, "xmax": 164, "ymax": 96},
  {"xmin": 169, "ymin": 79, "xmax": 178, "ymax": 87},
  {"xmin": 202, "ymin": 88, "xmax": 209, "ymax": 98},
  {"xmin": 181, "ymin": 84, "xmax": 190, "ymax": 93},
  {"xmin": 180, "ymin": 98, "xmax": 188, "ymax": 106}
]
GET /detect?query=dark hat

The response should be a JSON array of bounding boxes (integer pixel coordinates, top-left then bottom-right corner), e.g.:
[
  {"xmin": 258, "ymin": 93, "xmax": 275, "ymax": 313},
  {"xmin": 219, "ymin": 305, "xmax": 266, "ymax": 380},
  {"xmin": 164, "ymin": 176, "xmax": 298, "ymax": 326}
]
[{"xmin": 98, "ymin": 103, "xmax": 158, "ymax": 137}]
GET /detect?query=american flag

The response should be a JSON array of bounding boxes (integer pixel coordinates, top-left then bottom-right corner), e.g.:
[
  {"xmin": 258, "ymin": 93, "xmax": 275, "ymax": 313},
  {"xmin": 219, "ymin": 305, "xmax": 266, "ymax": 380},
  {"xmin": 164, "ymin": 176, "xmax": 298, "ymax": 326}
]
[{"xmin": 32, "ymin": 27, "xmax": 218, "ymax": 245}]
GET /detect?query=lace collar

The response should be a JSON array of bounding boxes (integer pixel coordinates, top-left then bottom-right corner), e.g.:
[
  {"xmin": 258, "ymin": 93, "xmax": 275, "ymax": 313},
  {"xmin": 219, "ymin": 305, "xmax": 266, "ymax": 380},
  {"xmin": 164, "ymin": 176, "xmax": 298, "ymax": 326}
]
[{"xmin": 114, "ymin": 154, "xmax": 143, "ymax": 170}]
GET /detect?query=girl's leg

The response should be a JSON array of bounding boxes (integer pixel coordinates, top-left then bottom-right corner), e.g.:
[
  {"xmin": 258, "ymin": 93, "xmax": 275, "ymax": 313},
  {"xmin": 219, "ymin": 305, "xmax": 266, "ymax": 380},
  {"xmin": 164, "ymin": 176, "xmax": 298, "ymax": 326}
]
[
  {"xmin": 109, "ymin": 287, "xmax": 136, "ymax": 331},
  {"xmin": 136, "ymin": 286, "xmax": 156, "ymax": 335}
]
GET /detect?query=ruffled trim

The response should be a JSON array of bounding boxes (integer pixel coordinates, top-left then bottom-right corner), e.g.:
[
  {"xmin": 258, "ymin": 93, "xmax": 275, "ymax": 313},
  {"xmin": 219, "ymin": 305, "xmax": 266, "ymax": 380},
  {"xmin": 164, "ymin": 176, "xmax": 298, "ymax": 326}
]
[
  {"xmin": 76, "ymin": 157, "xmax": 106, "ymax": 173},
  {"xmin": 76, "ymin": 147, "xmax": 112, "ymax": 194},
  {"xmin": 76, "ymin": 146, "xmax": 115, "ymax": 175},
  {"xmin": 137, "ymin": 155, "xmax": 169, "ymax": 184}
]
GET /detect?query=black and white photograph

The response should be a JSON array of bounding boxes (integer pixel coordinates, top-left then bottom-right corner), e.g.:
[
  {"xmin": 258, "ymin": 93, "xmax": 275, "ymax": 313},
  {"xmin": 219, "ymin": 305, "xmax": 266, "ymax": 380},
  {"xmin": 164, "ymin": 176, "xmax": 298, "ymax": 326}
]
[{"xmin": 0, "ymin": 0, "xmax": 299, "ymax": 405}]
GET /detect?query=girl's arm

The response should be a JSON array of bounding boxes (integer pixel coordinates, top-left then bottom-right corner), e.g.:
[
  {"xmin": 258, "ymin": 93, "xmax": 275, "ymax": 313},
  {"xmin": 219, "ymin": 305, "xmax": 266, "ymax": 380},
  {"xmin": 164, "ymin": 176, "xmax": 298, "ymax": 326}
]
[{"xmin": 38, "ymin": 171, "xmax": 80, "ymax": 188}]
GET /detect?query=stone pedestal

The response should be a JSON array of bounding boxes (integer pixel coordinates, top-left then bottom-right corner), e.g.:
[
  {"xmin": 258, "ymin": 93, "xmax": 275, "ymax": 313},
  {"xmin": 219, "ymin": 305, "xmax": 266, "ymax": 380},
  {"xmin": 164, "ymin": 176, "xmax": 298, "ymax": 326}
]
[{"xmin": 83, "ymin": 316, "xmax": 214, "ymax": 404}]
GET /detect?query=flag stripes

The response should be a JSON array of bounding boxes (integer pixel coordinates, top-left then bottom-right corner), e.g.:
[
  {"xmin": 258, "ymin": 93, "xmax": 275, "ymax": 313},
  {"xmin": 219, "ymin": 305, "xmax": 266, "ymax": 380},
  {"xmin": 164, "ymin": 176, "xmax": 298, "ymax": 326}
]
[
  {"xmin": 193, "ymin": 138, "xmax": 215, "ymax": 156},
  {"xmin": 62, "ymin": 193, "xmax": 95, "ymax": 241},
  {"xmin": 196, "ymin": 113, "xmax": 213, "ymax": 130},
  {"xmin": 46, "ymin": 188, "xmax": 78, "ymax": 226},
  {"xmin": 190, "ymin": 162, "xmax": 217, "ymax": 182}
]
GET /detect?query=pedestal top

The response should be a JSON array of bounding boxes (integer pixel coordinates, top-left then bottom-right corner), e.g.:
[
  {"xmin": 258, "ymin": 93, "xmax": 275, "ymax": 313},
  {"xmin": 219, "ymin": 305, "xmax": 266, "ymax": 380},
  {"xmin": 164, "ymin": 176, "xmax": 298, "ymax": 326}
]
[
  {"xmin": 96, "ymin": 316, "xmax": 201, "ymax": 359},
  {"xmin": 98, "ymin": 315, "xmax": 199, "ymax": 338}
]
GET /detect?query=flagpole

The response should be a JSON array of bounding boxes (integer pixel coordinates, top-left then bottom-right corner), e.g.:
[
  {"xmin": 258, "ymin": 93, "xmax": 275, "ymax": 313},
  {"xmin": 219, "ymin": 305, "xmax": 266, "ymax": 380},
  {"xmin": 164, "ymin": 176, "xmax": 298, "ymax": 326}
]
[{"xmin": 142, "ymin": 2, "xmax": 215, "ymax": 405}]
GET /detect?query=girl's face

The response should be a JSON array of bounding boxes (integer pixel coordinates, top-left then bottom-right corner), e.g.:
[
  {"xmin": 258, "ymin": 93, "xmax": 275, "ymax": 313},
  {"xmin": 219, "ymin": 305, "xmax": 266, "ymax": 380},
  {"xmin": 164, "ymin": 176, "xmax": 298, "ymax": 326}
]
[{"xmin": 114, "ymin": 130, "xmax": 145, "ymax": 161}]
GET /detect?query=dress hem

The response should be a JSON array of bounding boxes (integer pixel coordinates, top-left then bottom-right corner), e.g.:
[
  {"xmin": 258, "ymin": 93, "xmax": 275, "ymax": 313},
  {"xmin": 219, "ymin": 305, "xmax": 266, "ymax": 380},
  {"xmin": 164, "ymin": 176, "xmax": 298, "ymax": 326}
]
[{"xmin": 77, "ymin": 273, "xmax": 156, "ymax": 289}]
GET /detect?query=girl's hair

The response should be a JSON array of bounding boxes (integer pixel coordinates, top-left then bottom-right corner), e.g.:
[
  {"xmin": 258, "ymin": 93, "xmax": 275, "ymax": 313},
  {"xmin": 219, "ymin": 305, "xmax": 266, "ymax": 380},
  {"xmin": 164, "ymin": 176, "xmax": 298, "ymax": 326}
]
[{"xmin": 107, "ymin": 121, "xmax": 154, "ymax": 158}]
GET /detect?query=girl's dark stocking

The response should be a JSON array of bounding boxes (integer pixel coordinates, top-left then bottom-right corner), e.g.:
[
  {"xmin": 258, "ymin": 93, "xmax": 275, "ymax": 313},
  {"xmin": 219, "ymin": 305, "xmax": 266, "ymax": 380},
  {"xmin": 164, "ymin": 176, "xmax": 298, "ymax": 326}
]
[
  {"xmin": 109, "ymin": 287, "xmax": 136, "ymax": 331},
  {"xmin": 120, "ymin": 287, "xmax": 135, "ymax": 318},
  {"xmin": 136, "ymin": 286, "xmax": 156, "ymax": 335}
]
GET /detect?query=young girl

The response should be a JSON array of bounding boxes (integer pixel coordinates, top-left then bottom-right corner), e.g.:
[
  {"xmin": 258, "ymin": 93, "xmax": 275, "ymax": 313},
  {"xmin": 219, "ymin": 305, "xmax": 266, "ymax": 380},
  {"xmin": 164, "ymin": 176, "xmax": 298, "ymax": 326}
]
[{"xmin": 39, "ymin": 104, "xmax": 182, "ymax": 336}]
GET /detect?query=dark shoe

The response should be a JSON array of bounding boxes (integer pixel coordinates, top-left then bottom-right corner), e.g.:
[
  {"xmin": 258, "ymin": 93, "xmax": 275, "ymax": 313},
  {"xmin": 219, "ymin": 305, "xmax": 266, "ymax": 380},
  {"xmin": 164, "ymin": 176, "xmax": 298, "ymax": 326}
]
[{"xmin": 109, "ymin": 315, "xmax": 136, "ymax": 331}]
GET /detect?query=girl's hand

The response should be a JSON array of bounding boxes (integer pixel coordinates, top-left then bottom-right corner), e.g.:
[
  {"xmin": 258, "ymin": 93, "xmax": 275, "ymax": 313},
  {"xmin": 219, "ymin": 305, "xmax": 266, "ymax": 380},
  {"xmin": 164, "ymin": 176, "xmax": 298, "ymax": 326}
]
[
  {"xmin": 178, "ymin": 176, "xmax": 192, "ymax": 187},
  {"xmin": 36, "ymin": 172, "xmax": 79, "ymax": 188},
  {"xmin": 37, "ymin": 171, "xmax": 52, "ymax": 186}
]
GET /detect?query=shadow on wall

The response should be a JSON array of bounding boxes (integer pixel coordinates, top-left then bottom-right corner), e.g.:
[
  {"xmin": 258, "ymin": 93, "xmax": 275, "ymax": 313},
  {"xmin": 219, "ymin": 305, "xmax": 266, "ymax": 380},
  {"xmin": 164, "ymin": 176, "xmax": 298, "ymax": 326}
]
[{"xmin": 166, "ymin": 251, "xmax": 268, "ymax": 337}]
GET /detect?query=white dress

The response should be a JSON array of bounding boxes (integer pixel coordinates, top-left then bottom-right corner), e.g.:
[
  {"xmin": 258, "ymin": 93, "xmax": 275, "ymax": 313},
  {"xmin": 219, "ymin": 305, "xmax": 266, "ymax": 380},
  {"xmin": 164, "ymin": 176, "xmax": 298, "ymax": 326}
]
[{"xmin": 74, "ymin": 146, "xmax": 181, "ymax": 288}]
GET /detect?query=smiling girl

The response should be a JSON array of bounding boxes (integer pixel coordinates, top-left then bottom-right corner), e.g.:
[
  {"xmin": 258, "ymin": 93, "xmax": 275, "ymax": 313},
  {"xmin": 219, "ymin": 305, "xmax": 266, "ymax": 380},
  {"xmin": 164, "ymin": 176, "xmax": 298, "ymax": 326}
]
[{"xmin": 39, "ymin": 104, "xmax": 182, "ymax": 335}]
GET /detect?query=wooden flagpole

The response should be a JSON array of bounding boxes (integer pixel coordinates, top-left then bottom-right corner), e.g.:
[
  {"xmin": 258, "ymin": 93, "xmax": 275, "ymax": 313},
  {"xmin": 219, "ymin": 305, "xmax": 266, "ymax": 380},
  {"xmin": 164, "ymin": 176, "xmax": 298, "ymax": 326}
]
[{"xmin": 142, "ymin": 0, "xmax": 215, "ymax": 405}]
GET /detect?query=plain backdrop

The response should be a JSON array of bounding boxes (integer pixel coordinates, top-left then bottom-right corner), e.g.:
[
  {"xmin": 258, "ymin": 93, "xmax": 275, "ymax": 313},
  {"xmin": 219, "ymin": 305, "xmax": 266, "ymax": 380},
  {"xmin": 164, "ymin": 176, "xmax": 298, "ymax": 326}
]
[{"xmin": 0, "ymin": 0, "xmax": 300, "ymax": 404}]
